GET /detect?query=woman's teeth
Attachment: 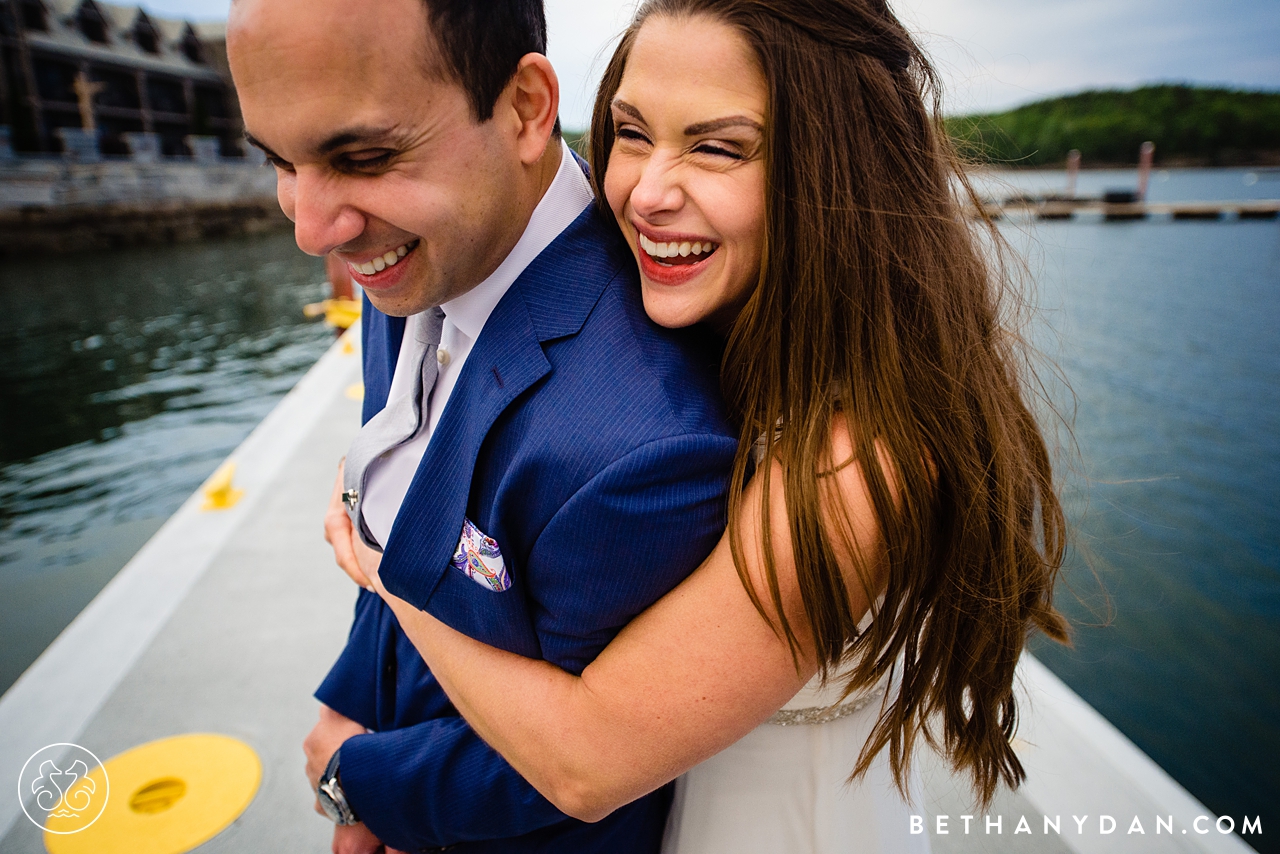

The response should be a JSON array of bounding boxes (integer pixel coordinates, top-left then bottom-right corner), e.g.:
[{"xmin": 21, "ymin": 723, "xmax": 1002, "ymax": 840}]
[
  {"xmin": 349, "ymin": 242, "xmax": 415, "ymax": 276},
  {"xmin": 638, "ymin": 233, "xmax": 716, "ymax": 260}
]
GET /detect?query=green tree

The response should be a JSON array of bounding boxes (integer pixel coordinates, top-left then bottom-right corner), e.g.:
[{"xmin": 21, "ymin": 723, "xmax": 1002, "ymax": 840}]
[{"xmin": 947, "ymin": 85, "xmax": 1280, "ymax": 167}]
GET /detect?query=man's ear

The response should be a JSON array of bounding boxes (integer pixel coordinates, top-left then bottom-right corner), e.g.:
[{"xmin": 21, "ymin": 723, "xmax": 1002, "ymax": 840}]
[{"xmin": 505, "ymin": 53, "xmax": 560, "ymax": 166}]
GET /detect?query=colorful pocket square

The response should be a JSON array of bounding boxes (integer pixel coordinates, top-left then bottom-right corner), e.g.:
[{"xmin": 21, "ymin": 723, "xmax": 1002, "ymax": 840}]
[{"xmin": 450, "ymin": 518, "xmax": 511, "ymax": 592}]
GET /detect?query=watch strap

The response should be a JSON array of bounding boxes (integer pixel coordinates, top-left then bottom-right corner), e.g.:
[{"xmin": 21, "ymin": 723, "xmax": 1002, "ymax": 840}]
[{"xmin": 318, "ymin": 747, "xmax": 359, "ymax": 826}]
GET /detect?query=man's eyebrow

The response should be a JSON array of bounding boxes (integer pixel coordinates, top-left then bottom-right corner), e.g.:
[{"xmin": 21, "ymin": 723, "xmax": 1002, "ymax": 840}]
[
  {"xmin": 684, "ymin": 116, "xmax": 763, "ymax": 136},
  {"xmin": 242, "ymin": 127, "xmax": 400, "ymax": 161},
  {"xmin": 243, "ymin": 132, "xmax": 282, "ymax": 161},
  {"xmin": 316, "ymin": 127, "xmax": 399, "ymax": 155}
]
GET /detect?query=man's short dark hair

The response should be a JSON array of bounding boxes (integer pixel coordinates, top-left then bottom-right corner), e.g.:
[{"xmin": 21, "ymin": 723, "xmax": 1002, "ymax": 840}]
[{"xmin": 423, "ymin": 0, "xmax": 549, "ymax": 122}]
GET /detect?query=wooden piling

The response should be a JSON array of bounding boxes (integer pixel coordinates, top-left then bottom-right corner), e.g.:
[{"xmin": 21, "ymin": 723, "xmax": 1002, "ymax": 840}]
[
  {"xmin": 1136, "ymin": 141, "xmax": 1156, "ymax": 201},
  {"xmin": 1065, "ymin": 149, "xmax": 1081, "ymax": 198}
]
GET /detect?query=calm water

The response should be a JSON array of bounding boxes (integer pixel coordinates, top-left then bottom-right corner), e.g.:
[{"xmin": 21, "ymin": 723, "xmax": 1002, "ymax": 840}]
[
  {"xmin": 0, "ymin": 233, "xmax": 330, "ymax": 694},
  {"xmin": 0, "ymin": 170, "xmax": 1276, "ymax": 849},
  {"xmin": 995, "ymin": 168, "xmax": 1279, "ymax": 849}
]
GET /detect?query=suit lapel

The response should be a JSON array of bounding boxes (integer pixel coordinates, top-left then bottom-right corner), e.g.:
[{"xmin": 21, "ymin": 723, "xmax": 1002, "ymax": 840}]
[{"xmin": 378, "ymin": 205, "xmax": 629, "ymax": 607}]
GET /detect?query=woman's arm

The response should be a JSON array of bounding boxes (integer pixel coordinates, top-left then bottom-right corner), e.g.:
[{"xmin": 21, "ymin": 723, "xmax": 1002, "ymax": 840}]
[{"xmin": 362, "ymin": 424, "xmax": 881, "ymax": 822}]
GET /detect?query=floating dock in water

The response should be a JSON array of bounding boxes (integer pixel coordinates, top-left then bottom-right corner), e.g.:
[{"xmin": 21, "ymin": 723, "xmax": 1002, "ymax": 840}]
[
  {"xmin": 0, "ymin": 330, "xmax": 1259, "ymax": 853},
  {"xmin": 974, "ymin": 198, "xmax": 1280, "ymax": 223}
]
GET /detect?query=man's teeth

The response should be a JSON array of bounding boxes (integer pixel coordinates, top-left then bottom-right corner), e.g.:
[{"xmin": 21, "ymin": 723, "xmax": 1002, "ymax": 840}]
[
  {"xmin": 350, "ymin": 242, "xmax": 414, "ymax": 276},
  {"xmin": 638, "ymin": 233, "xmax": 716, "ymax": 259}
]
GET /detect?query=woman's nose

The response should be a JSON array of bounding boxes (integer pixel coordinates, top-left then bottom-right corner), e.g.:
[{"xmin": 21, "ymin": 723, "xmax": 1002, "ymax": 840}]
[
  {"xmin": 629, "ymin": 154, "xmax": 684, "ymax": 221},
  {"xmin": 284, "ymin": 168, "xmax": 366, "ymax": 258}
]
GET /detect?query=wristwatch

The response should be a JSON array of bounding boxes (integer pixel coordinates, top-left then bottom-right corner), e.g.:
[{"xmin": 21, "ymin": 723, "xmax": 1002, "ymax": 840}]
[{"xmin": 317, "ymin": 748, "xmax": 359, "ymax": 826}]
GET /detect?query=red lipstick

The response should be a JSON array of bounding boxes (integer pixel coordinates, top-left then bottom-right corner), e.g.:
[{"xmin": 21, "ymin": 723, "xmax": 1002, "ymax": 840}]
[{"xmin": 631, "ymin": 223, "xmax": 719, "ymax": 287}]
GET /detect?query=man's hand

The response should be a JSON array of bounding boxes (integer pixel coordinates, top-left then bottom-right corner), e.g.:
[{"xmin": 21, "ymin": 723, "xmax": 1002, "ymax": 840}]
[
  {"xmin": 332, "ymin": 822, "xmax": 384, "ymax": 854},
  {"xmin": 325, "ymin": 459, "xmax": 372, "ymax": 588},
  {"xmin": 304, "ymin": 704, "xmax": 369, "ymax": 794}
]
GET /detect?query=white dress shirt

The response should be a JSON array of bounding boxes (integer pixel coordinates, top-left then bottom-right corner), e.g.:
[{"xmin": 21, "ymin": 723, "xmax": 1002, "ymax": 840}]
[{"xmin": 361, "ymin": 140, "xmax": 594, "ymax": 548}]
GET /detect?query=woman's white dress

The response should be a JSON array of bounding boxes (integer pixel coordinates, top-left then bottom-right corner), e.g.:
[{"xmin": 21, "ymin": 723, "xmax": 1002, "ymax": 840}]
[{"xmin": 661, "ymin": 667, "xmax": 931, "ymax": 854}]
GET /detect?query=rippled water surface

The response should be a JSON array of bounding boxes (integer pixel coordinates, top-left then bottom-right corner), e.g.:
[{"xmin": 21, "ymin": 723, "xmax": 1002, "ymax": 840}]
[
  {"xmin": 0, "ymin": 170, "xmax": 1276, "ymax": 850},
  {"xmin": 0, "ymin": 233, "xmax": 330, "ymax": 694},
  {"xmin": 998, "ymin": 168, "xmax": 1279, "ymax": 849}
]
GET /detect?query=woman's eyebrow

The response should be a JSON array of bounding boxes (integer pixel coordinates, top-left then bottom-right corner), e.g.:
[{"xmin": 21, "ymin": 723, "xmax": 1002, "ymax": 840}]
[
  {"xmin": 684, "ymin": 116, "xmax": 763, "ymax": 135},
  {"xmin": 612, "ymin": 99, "xmax": 645, "ymax": 122}
]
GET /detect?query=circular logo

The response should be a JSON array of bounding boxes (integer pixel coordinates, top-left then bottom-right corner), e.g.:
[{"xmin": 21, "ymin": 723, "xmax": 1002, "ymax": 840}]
[{"xmin": 17, "ymin": 743, "xmax": 109, "ymax": 834}]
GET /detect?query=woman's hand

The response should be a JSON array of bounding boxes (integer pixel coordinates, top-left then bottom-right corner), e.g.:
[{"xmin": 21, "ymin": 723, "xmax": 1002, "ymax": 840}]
[
  {"xmin": 360, "ymin": 543, "xmax": 437, "ymax": 653},
  {"xmin": 341, "ymin": 509, "xmax": 445, "ymax": 667},
  {"xmin": 325, "ymin": 458, "xmax": 373, "ymax": 589},
  {"xmin": 352, "ymin": 534, "xmax": 385, "ymax": 594}
]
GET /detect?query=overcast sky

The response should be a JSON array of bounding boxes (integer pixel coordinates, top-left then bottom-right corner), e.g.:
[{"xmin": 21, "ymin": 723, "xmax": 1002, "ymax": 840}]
[{"xmin": 144, "ymin": 0, "xmax": 1280, "ymax": 126}]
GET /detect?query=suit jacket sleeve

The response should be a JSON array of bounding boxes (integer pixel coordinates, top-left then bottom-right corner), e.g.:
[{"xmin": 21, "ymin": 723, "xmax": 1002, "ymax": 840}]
[
  {"xmin": 334, "ymin": 430, "xmax": 738, "ymax": 850},
  {"xmin": 314, "ymin": 588, "xmax": 387, "ymax": 732}
]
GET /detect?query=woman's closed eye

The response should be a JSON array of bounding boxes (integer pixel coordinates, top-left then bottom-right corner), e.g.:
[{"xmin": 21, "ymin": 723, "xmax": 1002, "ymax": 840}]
[
  {"xmin": 692, "ymin": 141, "xmax": 744, "ymax": 161},
  {"xmin": 614, "ymin": 125, "xmax": 652, "ymax": 146}
]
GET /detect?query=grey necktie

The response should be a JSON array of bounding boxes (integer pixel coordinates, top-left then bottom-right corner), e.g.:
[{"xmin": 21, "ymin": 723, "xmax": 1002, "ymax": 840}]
[{"xmin": 342, "ymin": 306, "xmax": 445, "ymax": 548}]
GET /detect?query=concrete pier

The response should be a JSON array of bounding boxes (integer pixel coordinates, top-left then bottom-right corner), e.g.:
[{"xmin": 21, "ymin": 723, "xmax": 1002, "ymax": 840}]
[
  {"xmin": 0, "ymin": 333, "xmax": 362, "ymax": 852},
  {"xmin": 0, "ymin": 331, "xmax": 1259, "ymax": 853},
  {"xmin": 0, "ymin": 156, "xmax": 288, "ymax": 255}
]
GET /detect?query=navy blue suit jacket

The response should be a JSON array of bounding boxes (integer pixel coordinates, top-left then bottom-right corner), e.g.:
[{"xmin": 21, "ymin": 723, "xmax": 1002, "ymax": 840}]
[{"xmin": 316, "ymin": 204, "xmax": 738, "ymax": 853}]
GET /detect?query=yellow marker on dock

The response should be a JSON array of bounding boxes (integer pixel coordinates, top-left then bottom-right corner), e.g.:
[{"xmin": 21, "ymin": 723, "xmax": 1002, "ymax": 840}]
[
  {"xmin": 303, "ymin": 297, "xmax": 362, "ymax": 330},
  {"xmin": 339, "ymin": 326, "xmax": 359, "ymax": 356},
  {"xmin": 345, "ymin": 382, "xmax": 365, "ymax": 401},
  {"xmin": 200, "ymin": 461, "xmax": 244, "ymax": 511},
  {"xmin": 45, "ymin": 734, "xmax": 261, "ymax": 854}
]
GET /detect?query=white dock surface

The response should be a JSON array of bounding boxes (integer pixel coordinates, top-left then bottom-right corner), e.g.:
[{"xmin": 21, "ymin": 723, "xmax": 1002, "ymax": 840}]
[{"xmin": 0, "ymin": 331, "xmax": 1257, "ymax": 853}]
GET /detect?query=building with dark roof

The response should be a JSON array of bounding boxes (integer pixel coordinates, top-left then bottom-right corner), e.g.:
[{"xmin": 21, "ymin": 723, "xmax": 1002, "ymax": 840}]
[{"xmin": 0, "ymin": 0, "xmax": 241, "ymax": 157}]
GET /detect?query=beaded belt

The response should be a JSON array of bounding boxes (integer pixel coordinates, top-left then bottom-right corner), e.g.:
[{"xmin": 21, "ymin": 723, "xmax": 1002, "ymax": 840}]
[{"xmin": 766, "ymin": 683, "xmax": 887, "ymax": 726}]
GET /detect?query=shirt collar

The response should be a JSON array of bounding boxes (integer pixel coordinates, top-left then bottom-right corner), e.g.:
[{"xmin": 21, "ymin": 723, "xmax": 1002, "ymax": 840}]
[{"xmin": 439, "ymin": 138, "xmax": 594, "ymax": 341}]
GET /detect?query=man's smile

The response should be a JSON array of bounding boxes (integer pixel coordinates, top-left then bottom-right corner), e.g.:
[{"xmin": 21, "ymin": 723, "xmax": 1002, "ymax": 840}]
[{"xmin": 345, "ymin": 239, "xmax": 420, "ymax": 276}]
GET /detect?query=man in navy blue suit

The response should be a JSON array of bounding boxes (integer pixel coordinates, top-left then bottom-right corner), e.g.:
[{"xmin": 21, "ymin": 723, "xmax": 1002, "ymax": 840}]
[{"xmin": 229, "ymin": 0, "xmax": 736, "ymax": 851}]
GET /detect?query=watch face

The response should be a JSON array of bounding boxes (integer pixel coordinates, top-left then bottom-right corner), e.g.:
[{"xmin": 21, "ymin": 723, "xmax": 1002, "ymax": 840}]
[
  {"xmin": 318, "ymin": 783, "xmax": 339, "ymax": 818},
  {"xmin": 318, "ymin": 778, "xmax": 351, "ymax": 825}
]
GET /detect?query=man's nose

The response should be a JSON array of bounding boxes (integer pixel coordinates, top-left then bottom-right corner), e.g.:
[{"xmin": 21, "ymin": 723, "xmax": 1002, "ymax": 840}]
[
  {"xmin": 282, "ymin": 168, "xmax": 366, "ymax": 257},
  {"xmin": 629, "ymin": 155, "xmax": 684, "ymax": 221}
]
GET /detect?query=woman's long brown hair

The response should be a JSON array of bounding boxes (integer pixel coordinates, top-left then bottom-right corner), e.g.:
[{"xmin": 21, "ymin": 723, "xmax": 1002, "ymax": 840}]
[{"xmin": 589, "ymin": 0, "xmax": 1070, "ymax": 808}]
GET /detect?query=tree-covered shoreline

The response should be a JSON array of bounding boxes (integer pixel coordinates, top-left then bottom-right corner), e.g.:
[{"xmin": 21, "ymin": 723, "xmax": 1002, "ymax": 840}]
[{"xmin": 947, "ymin": 85, "xmax": 1280, "ymax": 168}]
